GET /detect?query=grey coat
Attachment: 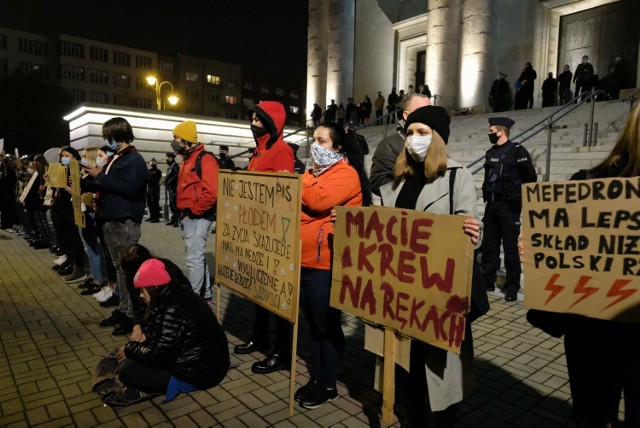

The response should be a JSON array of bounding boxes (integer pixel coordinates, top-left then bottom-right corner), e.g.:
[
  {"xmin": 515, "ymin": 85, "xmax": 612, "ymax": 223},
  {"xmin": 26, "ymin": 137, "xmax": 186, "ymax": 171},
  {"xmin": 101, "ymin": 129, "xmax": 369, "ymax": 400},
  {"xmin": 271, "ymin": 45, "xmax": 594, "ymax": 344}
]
[{"xmin": 379, "ymin": 158, "xmax": 479, "ymax": 412}]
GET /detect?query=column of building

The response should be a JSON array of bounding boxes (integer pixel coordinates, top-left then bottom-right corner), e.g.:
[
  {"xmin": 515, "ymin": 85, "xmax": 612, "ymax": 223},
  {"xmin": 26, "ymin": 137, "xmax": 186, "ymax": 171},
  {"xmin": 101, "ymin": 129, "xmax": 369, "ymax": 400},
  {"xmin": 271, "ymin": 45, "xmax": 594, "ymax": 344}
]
[
  {"xmin": 306, "ymin": 0, "xmax": 329, "ymax": 119},
  {"xmin": 326, "ymin": 0, "xmax": 355, "ymax": 107},
  {"xmin": 425, "ymin": 0, "xmax": 462, "ymax": 109},
  {"xmin": 459, "ymin": 0, "xmax": 491, "ymax": 109}
]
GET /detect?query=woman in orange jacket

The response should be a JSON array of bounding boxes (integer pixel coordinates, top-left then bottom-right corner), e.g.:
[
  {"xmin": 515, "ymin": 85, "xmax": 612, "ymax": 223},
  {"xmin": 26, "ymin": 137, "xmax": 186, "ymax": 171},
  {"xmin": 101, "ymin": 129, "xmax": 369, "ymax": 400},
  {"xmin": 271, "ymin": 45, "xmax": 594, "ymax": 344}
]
[{"xmin": 296, "ymin": 122, "xmax": 371, "ymax": 409}]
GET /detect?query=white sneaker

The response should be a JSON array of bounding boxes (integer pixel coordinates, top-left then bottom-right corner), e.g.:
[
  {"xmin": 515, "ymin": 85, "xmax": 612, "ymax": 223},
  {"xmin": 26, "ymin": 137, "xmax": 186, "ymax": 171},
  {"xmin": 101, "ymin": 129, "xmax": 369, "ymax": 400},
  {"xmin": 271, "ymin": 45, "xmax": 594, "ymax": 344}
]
[
  {"xmin": 54, "ymin": 255, "xmax": 68, "ymax": 265},
  {"xmin": 93, "ymin": 286, "xmax": 113, "ymax": 302}
]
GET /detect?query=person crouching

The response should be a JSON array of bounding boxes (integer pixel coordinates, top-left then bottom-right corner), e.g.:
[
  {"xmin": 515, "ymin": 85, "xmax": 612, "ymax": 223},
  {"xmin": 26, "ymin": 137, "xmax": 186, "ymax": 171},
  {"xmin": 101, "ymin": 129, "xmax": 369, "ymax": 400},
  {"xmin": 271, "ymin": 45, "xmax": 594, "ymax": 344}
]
[{"xmin": 117, "ymin": 258, "xmax": 229, "ymax": 401}]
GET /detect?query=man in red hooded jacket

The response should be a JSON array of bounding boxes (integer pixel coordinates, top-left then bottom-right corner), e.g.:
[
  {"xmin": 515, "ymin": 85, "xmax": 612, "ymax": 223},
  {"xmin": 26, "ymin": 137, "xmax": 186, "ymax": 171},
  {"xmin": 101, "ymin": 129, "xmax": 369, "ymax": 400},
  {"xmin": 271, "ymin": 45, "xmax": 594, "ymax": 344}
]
[{"xmin": 234, "ymin": 101, "xmax": 295, "ymax": 375}]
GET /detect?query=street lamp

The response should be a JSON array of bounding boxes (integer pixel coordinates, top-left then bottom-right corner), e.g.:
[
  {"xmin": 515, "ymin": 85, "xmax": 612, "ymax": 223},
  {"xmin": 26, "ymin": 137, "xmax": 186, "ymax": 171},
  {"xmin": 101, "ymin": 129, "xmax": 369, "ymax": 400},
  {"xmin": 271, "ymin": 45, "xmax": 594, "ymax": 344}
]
[{"xmin": 146, "ymin": 76, "xmax": 179, "ymax": 110}]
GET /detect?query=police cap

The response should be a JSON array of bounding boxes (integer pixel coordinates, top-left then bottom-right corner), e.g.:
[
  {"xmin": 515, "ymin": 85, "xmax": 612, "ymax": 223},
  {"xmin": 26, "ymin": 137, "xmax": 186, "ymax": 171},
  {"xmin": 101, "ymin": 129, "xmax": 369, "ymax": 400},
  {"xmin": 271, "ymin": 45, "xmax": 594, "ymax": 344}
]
[{"xmin": 488, "ymin": 117, "xmax": 515, "ymax": 129}]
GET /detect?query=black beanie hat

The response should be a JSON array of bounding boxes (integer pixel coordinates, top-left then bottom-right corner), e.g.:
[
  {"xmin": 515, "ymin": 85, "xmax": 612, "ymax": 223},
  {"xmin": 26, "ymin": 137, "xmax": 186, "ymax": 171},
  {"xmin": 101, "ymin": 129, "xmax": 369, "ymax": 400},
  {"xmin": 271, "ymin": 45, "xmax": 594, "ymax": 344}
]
[{"xmin": 404, "ymin": 106, "xmax": 451, "ymax": 144}]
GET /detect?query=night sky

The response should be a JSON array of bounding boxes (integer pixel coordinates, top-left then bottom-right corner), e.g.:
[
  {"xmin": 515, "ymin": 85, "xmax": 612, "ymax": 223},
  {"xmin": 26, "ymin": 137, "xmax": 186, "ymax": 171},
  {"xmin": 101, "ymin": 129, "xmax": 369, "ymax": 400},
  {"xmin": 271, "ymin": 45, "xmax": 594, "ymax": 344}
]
[{"xmin": 0, "ymin": 0, "xmax": 309, "ymax": 78}]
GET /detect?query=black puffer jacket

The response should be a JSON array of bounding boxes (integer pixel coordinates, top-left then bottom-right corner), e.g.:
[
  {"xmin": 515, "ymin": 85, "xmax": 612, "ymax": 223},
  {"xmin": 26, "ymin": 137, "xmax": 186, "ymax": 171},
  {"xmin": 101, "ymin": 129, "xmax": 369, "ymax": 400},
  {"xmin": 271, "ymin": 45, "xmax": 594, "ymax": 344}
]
[{"xmin": 124, "ymin": 280, "xmax": 229, "ymax": 389}]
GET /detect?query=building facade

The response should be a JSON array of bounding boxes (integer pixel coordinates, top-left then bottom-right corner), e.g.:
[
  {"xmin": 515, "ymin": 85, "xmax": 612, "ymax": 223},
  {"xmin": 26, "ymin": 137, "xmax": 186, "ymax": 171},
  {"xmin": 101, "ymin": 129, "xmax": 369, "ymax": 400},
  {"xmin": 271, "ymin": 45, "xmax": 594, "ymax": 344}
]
[
  {"xmin": 0, "ymin": 27, "xmax": 305, "ymax": 126},
  {"xmin": 306, "ymin": 0, "xmax": 640, "ymax": 113}
]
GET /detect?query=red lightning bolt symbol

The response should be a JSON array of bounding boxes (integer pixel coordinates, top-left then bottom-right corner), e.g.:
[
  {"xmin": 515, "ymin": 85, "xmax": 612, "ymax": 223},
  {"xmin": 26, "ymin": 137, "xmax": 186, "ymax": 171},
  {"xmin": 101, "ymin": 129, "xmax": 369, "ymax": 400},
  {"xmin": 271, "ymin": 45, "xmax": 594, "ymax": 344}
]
[
  {"xmin": 603, "ymin": 279, "xmax": 636, "ymax": 310},
  {"xmin": 544, "ymin": 274, "xmax": 564, "ymax": 305},
  {"xmin": 570, "ymin": 275, "xmax": 598, "ymax": 308}
]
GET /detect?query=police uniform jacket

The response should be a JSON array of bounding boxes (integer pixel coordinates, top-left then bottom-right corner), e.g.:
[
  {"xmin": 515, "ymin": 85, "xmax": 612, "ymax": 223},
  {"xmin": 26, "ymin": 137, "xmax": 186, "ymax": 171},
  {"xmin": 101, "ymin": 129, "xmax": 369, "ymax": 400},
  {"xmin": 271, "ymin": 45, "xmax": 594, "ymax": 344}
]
[{"xmin": 482, "ymin": 140, "xmax": 537, "ymax": 203}]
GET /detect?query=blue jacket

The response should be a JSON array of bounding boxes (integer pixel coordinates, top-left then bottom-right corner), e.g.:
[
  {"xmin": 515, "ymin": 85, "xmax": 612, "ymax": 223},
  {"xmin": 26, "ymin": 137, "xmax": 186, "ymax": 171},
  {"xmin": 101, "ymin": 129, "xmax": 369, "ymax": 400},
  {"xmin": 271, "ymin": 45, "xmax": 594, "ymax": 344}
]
[{"xmin": 95, "ymin": 146, "xmax": 147, "ymax": 223}]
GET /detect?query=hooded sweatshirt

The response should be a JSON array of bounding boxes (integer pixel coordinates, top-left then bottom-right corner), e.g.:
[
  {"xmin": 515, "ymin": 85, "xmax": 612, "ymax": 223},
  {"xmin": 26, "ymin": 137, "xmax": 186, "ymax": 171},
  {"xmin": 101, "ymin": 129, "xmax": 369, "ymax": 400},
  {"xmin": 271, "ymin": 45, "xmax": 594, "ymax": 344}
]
[{"xmin": 247, "ymin": 101, "xmax": 294, "ymax": 173}]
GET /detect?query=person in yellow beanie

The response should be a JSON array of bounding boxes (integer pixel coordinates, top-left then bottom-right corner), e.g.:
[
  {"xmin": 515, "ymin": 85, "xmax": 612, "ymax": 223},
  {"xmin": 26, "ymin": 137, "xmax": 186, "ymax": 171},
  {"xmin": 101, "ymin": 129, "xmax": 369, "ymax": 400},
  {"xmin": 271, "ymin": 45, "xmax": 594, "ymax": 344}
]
[
  {"xmin": 169, "ymin": 120, "xmax": 219, "ymax": 300},
  {"xmin": 172, "ymin": 121, "xmax": 198, "ymax": 146}
]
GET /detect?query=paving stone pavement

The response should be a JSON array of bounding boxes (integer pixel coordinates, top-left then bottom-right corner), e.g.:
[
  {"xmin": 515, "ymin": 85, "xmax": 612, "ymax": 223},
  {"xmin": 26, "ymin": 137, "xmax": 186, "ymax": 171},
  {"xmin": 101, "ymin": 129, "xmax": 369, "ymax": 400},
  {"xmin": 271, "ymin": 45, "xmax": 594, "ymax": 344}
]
[{"xmin": 0, "ymin": 223, "xmax": 622, "ymax": 427}]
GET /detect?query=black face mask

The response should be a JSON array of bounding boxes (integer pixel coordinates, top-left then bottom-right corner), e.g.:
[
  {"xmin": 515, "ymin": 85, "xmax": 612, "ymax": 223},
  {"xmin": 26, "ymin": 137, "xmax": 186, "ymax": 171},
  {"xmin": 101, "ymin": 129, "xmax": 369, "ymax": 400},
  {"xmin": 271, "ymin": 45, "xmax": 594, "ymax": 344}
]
[
  {"xmin": 219, "ymin": 153, "xmax": 226, "ymax": 160},
  {"xmin": 251, "ymin": 124, "xmax": 268, "ymax": 138},
  {"xmin": 488, "ymin": 132, "xmax": 500, "ymax": 145},
  {"xmin": 170, "ymin": 139, "xmax": 188, "ymax": 156},
  {"xmin": 150, "ymin": 164, "xmax": 157, "ymax": 169}
]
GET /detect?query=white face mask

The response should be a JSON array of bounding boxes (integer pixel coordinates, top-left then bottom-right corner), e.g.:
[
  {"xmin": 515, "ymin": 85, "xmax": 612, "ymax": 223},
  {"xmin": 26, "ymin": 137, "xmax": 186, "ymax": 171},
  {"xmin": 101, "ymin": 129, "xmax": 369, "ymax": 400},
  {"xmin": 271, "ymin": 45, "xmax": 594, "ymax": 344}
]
[
  {"xmin": 27, "ymin": 168, "xmax": 35, "ymax": 175},
  {"xmin": 96, "ymin": 156, "xmax": 106, "ymax": 167},
  {"xmin": 404, "ymin": 135, "xmax": 432, "ymax": 162}
]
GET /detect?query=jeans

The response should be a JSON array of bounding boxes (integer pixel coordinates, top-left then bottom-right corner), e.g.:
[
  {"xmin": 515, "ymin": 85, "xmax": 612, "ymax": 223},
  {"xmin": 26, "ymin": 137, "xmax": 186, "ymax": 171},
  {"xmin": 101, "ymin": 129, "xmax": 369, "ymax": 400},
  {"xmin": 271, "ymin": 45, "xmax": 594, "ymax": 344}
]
[
  {"xmin": 103, "ymin": 220, "xmax": 141, "ymax": 318},
  {"xmin": 80, "ymin": 213, "xmax": 102, "ymax": 282},
  {"xmin": 179, "ymin": 217, "xmax": 212, "ymax": 299},
  {"xmin": 300, "ymin": 268, "xmax": 345, "ymax": 388}
]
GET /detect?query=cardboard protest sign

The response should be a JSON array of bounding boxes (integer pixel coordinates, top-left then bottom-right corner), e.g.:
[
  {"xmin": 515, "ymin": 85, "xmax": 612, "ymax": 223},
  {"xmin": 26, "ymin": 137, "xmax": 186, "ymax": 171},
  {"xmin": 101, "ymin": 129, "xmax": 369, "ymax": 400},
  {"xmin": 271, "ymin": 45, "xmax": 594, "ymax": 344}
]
[
  {"xmin": 18, "ymin": 171, "xmax": 38, "ymax": 204},
  {"xmin": 522, "ymin": 177, "xmax": 640, "ymax": 322},
  {"xmin": 45, "ymin": 163, "xmax": 68, "ymax": 188},
  {"xmin": 215, "ymin": 170, "xmax": 302, "ymax": 323},
  {"xmin": 69, "ymin": 159, "xmax": 85, "ymax": 228},
  {"xmin": 330, "ymin": 206, "xmax": 475, "ymax": 354}
]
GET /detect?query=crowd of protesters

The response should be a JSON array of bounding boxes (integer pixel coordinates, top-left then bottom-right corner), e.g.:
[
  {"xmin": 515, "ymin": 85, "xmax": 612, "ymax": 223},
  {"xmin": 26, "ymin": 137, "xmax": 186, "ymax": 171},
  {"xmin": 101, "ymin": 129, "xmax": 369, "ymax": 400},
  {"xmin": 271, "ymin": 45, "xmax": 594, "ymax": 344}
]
[{"xmin": 1, "ymin": 95, "xmax": 638, "ymax": 425}]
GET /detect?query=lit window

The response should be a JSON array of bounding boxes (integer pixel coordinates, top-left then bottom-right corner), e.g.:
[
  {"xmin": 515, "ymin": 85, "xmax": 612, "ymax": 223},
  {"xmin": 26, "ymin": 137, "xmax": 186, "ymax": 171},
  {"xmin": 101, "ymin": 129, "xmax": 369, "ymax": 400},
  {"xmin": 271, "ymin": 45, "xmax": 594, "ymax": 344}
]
[
  {"xmin": 185, "ymin": 72, "xmax": 199, "ymax": 81},
  {"xmin": 225, "ymin": 95, "xmax": 238, "ymax": 105},
  {"xmin": 207, "ymin": 75, "xmax": 220, "ymax": 85}
]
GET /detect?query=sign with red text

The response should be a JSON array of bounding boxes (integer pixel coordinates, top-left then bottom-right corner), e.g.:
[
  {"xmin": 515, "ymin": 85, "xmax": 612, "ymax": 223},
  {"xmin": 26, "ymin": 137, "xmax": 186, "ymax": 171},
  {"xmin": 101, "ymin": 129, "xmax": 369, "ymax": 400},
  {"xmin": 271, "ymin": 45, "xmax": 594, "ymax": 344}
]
[
  {"xmin": 522, "ymin": 177, "xmax": 640, "ymax": 322},
  {"xmin": 330, "ymin": 206, "xmax": 475, "ymax": 354},
  {"xmin": 215, "ymin": 170, "xmax": 302, "ymax": 323}
]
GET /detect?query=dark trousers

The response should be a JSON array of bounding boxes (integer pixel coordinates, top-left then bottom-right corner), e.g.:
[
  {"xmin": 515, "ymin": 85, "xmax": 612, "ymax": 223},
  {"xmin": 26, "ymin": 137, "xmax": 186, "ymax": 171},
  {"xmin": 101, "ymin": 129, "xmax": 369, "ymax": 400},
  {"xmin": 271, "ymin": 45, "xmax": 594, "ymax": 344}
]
[
  {"xmin": 58, "ymin": 221, "xmax": 85, "ymax": 268},
  {"xmin": 147, "ymin": 188, "xmax": 160, "ymax": 220},
  {"xmin": 119, "ymin": 358, "xmax": 171, "ymax": 394},
  {"xmin": 575, "ymin": 80, "xmax": 591, "ymax": 100},
  {"xmin": 564, "ymin": 319, "xmax": 640, "ymax": 425},
  {"xmin": 252, "ymin": 305, "xmax": 291, "ymax": 353},
  {"xmin": 480, "ymin": 201, "xmax": 521, "ymax": 293},
  {"xmin": 300, "ymin": 268, "xmax": 345, "ymax": 388}
]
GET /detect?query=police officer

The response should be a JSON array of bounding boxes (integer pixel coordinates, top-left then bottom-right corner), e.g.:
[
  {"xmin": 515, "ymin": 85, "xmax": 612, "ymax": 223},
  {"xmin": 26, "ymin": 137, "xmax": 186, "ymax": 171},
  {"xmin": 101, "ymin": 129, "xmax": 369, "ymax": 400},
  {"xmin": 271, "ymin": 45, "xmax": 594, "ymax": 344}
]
[
  {"xmin": 217, "ymin": 145, "xmax": 235, "ymax": 170},
  {"xmin": 480, "ymin": 117, "xmax": 537, "ymax": 302}
]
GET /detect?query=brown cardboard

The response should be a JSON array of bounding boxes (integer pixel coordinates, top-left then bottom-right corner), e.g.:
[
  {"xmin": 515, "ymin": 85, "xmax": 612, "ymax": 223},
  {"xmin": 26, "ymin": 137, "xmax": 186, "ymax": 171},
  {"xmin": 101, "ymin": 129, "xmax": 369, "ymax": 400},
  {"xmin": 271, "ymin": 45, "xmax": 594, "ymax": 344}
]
[
  {"xmin": 522, "ymin": 177, "xmax": 640, "ymax": 322},
  {"xmin": 215, "ymin": 169, "xmax": 302, "ymax": 323},
  {"xmin": 330, "ymin": 206, "xmax": 475, "ymax": 354}
]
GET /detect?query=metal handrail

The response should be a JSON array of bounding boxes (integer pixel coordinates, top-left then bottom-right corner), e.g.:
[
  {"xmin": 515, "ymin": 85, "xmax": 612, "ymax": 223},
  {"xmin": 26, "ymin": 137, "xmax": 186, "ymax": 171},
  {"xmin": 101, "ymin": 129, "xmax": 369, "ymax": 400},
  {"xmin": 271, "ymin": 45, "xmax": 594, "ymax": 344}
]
[
  {"xmin": 622, "ymin": 87, "xmax": 640, "ymax": 112},
  {"xmin": 468, "ymin": 90, "xmax": 607, "ymax": 175}
]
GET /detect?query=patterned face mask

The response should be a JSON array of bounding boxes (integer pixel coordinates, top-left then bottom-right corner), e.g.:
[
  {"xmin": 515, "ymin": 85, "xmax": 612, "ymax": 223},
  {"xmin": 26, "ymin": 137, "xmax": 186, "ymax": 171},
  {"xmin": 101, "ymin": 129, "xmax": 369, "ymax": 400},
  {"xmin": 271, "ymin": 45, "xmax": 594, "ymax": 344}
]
[
  {"xmin": 404, "ymin": 135, "xmax": 432, "ymax": 162},
  {"xmin": 310, "ymin": 142, "xmax": 344, "ymax": 175}
]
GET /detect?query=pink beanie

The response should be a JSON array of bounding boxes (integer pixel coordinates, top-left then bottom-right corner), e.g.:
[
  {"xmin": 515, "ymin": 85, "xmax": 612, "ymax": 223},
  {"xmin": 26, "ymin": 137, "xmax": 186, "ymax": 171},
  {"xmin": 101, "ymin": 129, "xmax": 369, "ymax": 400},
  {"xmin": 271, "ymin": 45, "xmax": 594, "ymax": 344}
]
[{"xmin": 134, "ymin": 259, "xmax": 171, "ymax": 288}]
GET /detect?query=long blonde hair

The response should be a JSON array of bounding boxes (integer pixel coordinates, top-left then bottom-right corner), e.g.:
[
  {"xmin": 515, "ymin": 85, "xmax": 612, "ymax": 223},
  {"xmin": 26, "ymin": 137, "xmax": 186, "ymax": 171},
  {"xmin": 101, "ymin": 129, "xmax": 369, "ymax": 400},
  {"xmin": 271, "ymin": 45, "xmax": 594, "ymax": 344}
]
[
  {"xmin": 81, "ymin": 147, "xmax": 99, "ymax": 168},
  {"xmin": 392, "ymin": 130, "xmax": 448, "ymax": 187},
  {"xmin": 591, "ymin": 102, "xmax": 640, "ymax": 177}
]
